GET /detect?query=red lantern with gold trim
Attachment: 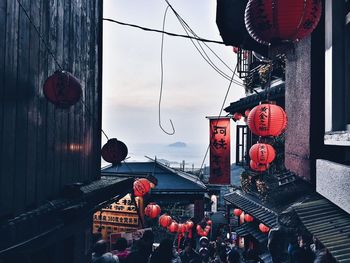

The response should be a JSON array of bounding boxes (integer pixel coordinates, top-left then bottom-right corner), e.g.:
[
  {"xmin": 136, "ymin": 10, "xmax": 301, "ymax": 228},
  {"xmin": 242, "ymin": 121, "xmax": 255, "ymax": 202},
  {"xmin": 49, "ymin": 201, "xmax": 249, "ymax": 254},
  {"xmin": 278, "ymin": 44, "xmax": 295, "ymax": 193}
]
[
  {"xmin": 43, "ymin": 71, "xmax": 82, "ymax": 108},
  {"xmin": 233, "ymin": 112, "xmax": 242, "ymax": 121},
  {"xmin": 101, "ymin": 138, "xmax": 128, "ymax": 164},
  {"xmin": 250, "ymin": 160, "xmax": 269, "ymax": 172},
  {"xmin": 259, "ymin": 223, "xmax": 270, "ymax": 233},
  {"xmin": 133, "ymin": 178, "xmax": 151, "ymax": 197},
  {"xmin": 245, "ymin": 0, "xmax": 322, "ymax": 46},
  {"xmin": 145, "ymin": 203, "xmax": 161, "ymax": 219},
  {"xmin": 159, "ymin": 214, "xmax": 172, "ymax": 228},
  {"xmin": 168, "ymin": 221, "xmax": 179, "ymax": 233},
  {"xmin": 249, "ymin": 143, "xmax": 275, "ymax": 164},
  {"xmin": 247, "ymin": 103, "xmax": 287, "ymax": 137},
  {"xmin": 233, "ymin": 208, "xmax": 243, "ymax": 217},
  {"xmin": 244, "ymin": 214, "xmax": 254, "ymax": 222}
]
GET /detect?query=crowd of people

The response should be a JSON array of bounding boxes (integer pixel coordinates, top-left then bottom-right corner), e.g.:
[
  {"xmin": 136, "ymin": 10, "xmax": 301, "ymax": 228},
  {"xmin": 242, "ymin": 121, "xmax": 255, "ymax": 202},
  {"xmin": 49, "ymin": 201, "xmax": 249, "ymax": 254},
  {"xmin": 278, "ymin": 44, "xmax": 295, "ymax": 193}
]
[{"xmin": 91, "ymin": 230, "xmax": 242, "ymax": 263}]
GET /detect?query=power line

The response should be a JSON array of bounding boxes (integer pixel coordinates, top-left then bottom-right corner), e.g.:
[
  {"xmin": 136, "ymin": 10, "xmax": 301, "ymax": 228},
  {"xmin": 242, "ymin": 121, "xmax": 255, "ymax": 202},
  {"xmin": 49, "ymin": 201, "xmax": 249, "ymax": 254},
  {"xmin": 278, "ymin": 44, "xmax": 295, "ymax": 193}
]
[{"xmin": 102, "ymin": 18, "xmax": 225, "ymax": 45}]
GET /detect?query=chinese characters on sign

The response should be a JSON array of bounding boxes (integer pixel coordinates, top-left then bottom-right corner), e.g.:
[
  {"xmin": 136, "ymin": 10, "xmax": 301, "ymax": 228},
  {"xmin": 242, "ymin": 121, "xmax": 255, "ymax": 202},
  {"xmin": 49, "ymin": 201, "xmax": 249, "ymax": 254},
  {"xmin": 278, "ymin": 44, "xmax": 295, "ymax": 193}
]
[
  {"xmin": 92, "ymin": 194, "xmax": 140, "ymax": 241},
  {"xmin": 209, "ymin": 118, "xmax": 231, "ymax": 184}
]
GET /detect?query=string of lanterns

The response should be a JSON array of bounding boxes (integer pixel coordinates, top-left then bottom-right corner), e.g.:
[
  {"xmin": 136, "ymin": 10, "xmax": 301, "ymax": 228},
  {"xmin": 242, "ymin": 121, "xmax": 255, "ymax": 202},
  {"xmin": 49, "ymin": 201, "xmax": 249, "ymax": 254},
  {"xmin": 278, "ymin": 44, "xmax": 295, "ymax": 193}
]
[{"xmin": 233, "ymin": 208, "xmax": 270, "ymax": 233}]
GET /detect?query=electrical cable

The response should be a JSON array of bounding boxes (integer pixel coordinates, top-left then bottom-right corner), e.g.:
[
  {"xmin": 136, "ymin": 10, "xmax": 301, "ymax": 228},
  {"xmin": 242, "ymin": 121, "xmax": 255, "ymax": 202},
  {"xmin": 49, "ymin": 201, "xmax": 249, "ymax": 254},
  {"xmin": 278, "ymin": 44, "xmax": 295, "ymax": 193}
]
[
  {"xmin": 158, "ymin": 6, "xmax": 175, "ymax": 135},
  {"xmin": 102, "ymin": 18, "xmax": 225, "ymax": 45}
]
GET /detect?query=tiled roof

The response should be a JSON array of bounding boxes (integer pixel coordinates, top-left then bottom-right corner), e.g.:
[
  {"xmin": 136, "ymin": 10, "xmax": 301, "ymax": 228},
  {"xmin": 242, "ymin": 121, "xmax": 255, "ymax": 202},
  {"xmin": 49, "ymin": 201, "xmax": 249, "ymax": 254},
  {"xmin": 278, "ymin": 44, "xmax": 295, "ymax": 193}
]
[
  {"xmin": 224, "ymin": 82, "xmax": 285, "ymax": 114},
  {"xmin": 224, "ymin": 190, "xmax": 278, "ymax": 228},
  {"xmin": 294, "ymin": 198, "xmax": 350, "ymax": 263},
  {"xmin": 101, "ymin": 160, "xmax": 207, "ymax": 193},
  {"xmin": 234, "ymin": 222, "xmax": 268, "ymax": 243}
]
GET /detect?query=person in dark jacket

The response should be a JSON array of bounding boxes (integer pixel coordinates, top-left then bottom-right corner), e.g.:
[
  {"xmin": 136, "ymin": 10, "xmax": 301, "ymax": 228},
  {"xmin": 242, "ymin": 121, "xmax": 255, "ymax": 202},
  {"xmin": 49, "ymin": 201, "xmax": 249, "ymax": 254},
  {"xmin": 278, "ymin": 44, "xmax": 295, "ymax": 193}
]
[
  {"xmin": 291, "ymin": 236, "xmax": 315, "ymax": 263},
  {"xmin": 149, "ymin": 239, "xmax": 175, "ymax": 263},
  {"xmin": 126, "ymin": 230, "xmax": 154, "ymax": 263}
]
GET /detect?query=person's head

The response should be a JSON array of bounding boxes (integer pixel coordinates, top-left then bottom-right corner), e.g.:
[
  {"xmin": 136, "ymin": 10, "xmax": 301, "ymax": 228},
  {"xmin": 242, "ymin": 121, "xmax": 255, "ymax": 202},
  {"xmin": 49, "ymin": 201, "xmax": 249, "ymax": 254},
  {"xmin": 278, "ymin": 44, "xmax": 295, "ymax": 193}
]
[
  {"xmin": 94, "ymin": 239, "xmax": 108, "ymax": 256},
  {"xmin": 114, "ymin": 237, "xmax": 128, "ymax": 252}
]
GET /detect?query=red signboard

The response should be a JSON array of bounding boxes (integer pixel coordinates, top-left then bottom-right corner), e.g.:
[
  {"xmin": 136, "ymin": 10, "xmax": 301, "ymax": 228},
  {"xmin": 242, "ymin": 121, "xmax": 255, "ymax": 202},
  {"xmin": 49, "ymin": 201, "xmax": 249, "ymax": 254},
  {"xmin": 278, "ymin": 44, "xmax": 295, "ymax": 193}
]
[{"xmin": 209, "ymin": 118, "xmax": 231, "ymax": 185}]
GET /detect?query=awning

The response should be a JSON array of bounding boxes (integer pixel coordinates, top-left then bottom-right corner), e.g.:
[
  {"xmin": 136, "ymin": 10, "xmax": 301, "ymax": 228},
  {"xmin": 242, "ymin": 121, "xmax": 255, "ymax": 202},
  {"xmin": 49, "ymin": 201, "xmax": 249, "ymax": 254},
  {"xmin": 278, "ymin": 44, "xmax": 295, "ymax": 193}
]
[
  {"xmin": 216, "ymin": 0, "xmax": 268, "ymax": 55},
  {"xmin": 235, "ymin": 222, "xmax": 268, "ymax": 243},
  {"xmin": 224, "ymin": 190, "xmax": 278, "ymax": 228},
  {"xmin": 224, "ymin": 82, "xmax": 285, "ymax": 114},
  {"xmin": 294, "ymin": 198, "xmax": 350, "ymax": 262}
]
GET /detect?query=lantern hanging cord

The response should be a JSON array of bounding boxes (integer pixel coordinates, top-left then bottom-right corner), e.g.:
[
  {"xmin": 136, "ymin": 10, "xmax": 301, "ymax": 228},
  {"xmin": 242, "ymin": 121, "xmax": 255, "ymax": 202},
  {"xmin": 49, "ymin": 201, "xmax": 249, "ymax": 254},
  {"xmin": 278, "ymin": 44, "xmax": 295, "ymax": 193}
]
[
  {"xmin": 103, "ymin": 18, "xmax": 225, "ymax": 45},
  {"xmin": 17, "ymin": 0, "xmax": 111, "ymax": 141},
  {"xmin": 158, "ymin": 6, "xmax": 175, "ymax": 135},
  {"xmin": 16, "ymin": 0, "xmax": 63, "ymax": 71}
]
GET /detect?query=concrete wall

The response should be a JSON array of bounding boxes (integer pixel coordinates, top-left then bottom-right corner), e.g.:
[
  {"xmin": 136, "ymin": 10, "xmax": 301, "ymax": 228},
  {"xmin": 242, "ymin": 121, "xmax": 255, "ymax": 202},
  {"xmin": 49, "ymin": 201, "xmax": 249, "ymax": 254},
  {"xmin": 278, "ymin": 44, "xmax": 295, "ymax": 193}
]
[
  {"xmin": 317, "ymin": 159, "xmax": 350, "ymax": 214},
  {"xmin": 284, "ymin": 38, "xmax": 312, "ymax": 181}
]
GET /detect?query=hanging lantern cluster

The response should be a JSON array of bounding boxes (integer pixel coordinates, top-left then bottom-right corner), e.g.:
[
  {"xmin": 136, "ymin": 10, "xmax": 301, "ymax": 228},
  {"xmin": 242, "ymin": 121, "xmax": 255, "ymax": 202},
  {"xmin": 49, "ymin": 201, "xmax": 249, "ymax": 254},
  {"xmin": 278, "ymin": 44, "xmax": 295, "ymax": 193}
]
[
  {"xmin": 245, "ymin": 0, "xmax": 322, "ymax": 46},
  {"xmin": 196, "ymin": 219, "xmax": 212, "ymax": 237},
  {"xmin": 101, "ymin": 138, "xmax": 128, "ymax": 164},
  {"xmin": 159, "ymin": 215, "xmax": 194, "ymax": 237},
  {"xmin": 43, "ymin": 71, "xmax": 82, "ymax": 108},
  {"xmin": 247, "ymin": 102, "xmax": 287, "ymax": 173},
  {"xmin": 133, "ymin": 178, "xmax": 151, "ymax": 197},
  {"xmin": 144, "ymin": 203, "xmax": 161, "ymax": 219}
]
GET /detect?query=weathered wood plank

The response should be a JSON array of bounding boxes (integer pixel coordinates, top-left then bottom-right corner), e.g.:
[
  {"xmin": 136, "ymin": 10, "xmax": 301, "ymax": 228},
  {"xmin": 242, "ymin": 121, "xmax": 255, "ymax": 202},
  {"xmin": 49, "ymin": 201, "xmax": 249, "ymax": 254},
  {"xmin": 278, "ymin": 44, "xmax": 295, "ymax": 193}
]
[
  {"xmin": 0, "ymin": 0, "xmax": 7, "ymax": 216},
  {"xmin": 26, "ymin": 0, "xmax": 41, "ymax": 207},
  {"xmin": 13, "ymin": 0, "xmax": 31, "ymax": 213},
  {"xmin": 1, "ymin": 0, "xmax": 19, "ymax": 215}
]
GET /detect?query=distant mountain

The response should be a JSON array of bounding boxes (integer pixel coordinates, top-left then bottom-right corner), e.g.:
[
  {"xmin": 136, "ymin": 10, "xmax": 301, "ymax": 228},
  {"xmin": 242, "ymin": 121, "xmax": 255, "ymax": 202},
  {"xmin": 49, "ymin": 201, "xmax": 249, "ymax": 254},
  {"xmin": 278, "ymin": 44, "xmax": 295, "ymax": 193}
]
[{"xmin": 168, "ymin": 141, "xmax": 187, "ymax": 148}]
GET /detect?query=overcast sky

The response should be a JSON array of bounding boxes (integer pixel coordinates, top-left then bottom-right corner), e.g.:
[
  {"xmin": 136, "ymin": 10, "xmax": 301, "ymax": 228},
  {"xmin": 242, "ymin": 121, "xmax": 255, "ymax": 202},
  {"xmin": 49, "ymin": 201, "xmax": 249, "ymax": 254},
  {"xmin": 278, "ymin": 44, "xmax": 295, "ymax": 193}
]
[{"xmin": 102, "ymin": 0, "xmax": 245, "ymax": 167}]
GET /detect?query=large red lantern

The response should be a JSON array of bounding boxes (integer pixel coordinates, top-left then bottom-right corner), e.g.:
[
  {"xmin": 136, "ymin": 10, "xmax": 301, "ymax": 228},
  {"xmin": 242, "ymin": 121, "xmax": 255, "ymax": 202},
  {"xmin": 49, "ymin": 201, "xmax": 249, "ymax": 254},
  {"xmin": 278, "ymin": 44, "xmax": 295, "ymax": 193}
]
[
  {"xmin": 245, "ymin": 0, "xmax": 322, "ymax": 46},
  {"xmin": 259, "ymin": 223, "xmax": 270, "ymax": 233},
  {"xmin": 43, "ymin": 71, "xmax": 82, "ymax": 108},
  {"xmin": 233, "ymin": 112, "xmax": 242, "ymax": 121},
  {"xmin": 133, "ymin": 178, "xmax": 151, "ymax": 197},
  {"xmin": 145, "ymin": 203, "xmax": 161, "ymax": 219},
  {"xmin": 233, "ymin": 208, "xmax": 243, "ymax": 217},
  {"xmin": 247, "ymin": 103, "xmax": 287, "ymax": 137},
  {"xmin": 159, "ymin": 214, "xmax": 172, "ymax": 228},
  {"xmin": 250, "ymin": 160, "xmax": 269, "ymax": 172},
  {"xmin": 101, "ymin": 139, "xmax": 128, "ymax": 164},
  {"xmin": 168, "ymin": 221, "xmax": 179, "ymax": 233},
  {"xmin": 249, "ymin": 143, "xmax": 275, "ymax": 164},
  {"xmin": 244, "ymin": 214, "xmax": 254, "ymax": 222}
]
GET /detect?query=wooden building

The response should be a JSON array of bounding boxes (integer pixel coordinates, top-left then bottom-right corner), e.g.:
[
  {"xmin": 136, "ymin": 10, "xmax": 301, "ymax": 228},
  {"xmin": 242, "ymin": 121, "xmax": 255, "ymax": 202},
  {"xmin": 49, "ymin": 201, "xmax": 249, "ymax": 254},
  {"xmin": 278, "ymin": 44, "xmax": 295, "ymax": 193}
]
[{"xmin": 0, "ymin": 1, "xmax": 131, "ymax": 262}]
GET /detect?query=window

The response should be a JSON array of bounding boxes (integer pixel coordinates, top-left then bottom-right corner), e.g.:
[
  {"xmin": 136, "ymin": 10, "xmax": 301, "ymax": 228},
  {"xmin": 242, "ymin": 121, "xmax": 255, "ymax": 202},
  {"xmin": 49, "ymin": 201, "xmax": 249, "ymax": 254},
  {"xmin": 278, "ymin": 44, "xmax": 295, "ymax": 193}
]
[{"xmin": 325, "ymin": 0, "xmax": 350, "ymax": 144}]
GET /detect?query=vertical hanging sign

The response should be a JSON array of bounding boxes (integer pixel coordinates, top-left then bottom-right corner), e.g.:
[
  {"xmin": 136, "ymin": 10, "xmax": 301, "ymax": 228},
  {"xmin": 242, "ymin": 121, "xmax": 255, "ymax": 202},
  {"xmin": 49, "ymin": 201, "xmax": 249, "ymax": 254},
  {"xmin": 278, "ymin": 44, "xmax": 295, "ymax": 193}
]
[{"xmin": 208, "ymin": 117, "xmax": 231, "ymax": 185}]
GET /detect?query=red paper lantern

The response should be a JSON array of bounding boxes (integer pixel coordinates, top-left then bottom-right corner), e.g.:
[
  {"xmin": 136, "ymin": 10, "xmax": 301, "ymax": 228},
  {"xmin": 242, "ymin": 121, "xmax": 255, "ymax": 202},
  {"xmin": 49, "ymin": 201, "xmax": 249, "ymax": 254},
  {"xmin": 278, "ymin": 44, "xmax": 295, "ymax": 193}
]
[
  {"xmin": 133, "ymin": 178, "xmax": 151, "ymax": 197},
  {"xmin": 101, "ymin": 139, "xmax": 128, "ymax": 164},
  {"xmin": 159, "ymin": 214, "xmax": 172, "ymax": 228},
  {"xmin": 185, "ymin": 220, "xmax": 194, "ymax": 231},
  {"xmin": 205, "ymin": 226, "xmax": 211, "ymax": 232},
  {"xmin": 250, "ymin": 160, "xmax": 269, "ymax": 172},
  {"xmin": 178, "ymin": 224, "xmax": 186, "ymax": 234},
  {"xmin": 247, "ymin": 103, "xmax": 287, "ymax": 137},
  {"xmin": 233, "ymin": 112, "xmax": 242, "ymax": 121},
  {"xmin": 244, "ymin": 214, "xmax": 254, "ymax": 222},
  {"xmin": 259, "ymin": 223, "xmax": 270, "ymax": 233},
  {"xmin": 249, "ymin": 143, "xmax": 275, "ymax": 164},
  {"xmin": 233, "ymin": 208, "xmax": 243, "ymax": 217},
  {"xmin": 207, "ymin": 220, "xmax": 212, "ymax": 226},
  {"xmin": 43, "ymin": 71, "xmax": 82, "ymax": 108},
  {"xmin": 145, "ymin": 203, "xmax": 161, "ymax": 219},
  {"xmin": 245, "ymin": 0, "xmax": 322, "ymax": 45},
  {"xmin": 168, "ymin": 221, "xmax": 179, "ymax": 233},
  {"xmin": 245, "ymin": 109, "xmax": 250, "ymax": 117}
]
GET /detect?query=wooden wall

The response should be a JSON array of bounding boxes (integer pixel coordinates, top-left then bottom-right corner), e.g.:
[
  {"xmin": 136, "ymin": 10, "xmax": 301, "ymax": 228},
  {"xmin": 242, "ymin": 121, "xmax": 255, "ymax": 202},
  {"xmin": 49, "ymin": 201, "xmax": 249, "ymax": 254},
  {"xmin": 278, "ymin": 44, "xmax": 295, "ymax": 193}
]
[{"xmin": 0, "ymin": 0, "xmax": 102, "ymax": 218}]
